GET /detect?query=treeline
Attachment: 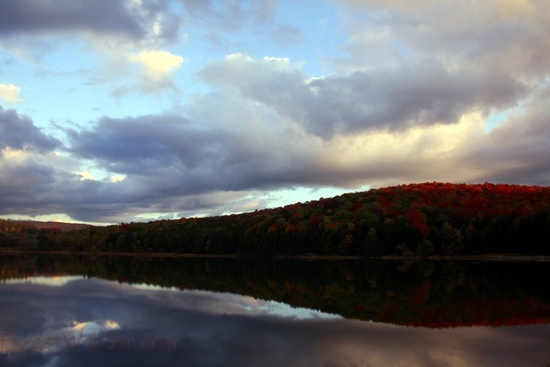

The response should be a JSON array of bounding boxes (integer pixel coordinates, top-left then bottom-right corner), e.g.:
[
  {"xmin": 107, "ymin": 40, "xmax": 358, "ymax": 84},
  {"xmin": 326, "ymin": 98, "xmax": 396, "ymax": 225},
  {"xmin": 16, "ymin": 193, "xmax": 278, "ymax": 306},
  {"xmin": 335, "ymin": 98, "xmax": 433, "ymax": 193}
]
[
  {"xmin": 0, "ymin": 220, "xmax": 39, "ymax": 248},
  {"xmin": 4, "ymin": 182, "xmax": 550, "ymax": 256},
  {"xmin": 0, "ymin": 220, "xmax": 89, "ymax": 248}
]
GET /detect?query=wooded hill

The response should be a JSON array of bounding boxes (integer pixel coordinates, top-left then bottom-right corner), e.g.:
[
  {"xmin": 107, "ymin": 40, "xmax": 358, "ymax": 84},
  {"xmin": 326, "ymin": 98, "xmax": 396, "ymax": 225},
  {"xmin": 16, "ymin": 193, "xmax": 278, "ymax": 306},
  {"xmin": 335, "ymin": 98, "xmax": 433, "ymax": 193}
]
[{"xmin": 2, "ymin": 182, "xmax": 550, "ymax": 256}]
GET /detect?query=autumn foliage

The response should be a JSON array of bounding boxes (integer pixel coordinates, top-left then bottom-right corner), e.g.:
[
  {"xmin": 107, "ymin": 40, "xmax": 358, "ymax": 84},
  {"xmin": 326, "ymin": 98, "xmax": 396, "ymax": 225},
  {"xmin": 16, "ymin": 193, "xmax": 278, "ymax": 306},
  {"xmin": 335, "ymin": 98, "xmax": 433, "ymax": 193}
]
[{"xmin": 3, "ymin": 182, "xmax": 550, "ymax": 256}]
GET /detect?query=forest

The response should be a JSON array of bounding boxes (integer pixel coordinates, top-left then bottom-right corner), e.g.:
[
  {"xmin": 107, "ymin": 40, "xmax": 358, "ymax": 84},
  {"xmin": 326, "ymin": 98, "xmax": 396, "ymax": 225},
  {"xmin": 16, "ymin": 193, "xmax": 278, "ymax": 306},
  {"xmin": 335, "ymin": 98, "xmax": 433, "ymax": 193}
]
[{"xmin": 1, "ymin": 182, "xmax": 550, "ymax": 256}]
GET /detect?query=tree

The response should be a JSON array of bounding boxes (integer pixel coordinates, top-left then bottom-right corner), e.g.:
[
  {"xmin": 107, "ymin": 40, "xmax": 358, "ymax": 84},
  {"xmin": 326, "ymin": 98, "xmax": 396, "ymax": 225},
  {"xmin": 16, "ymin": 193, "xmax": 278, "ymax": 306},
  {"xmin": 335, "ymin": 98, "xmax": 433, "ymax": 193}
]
[
  {"xmin": 416, "ymin": 239, "xmax": 434, "ymax": 257},
  {"xmin": 440, "ymin": 222, "xmax": 463, "ymax": 255},
  {"xmin": 362, "ymin": 228, "xmax": 380, "ymax": 256}
]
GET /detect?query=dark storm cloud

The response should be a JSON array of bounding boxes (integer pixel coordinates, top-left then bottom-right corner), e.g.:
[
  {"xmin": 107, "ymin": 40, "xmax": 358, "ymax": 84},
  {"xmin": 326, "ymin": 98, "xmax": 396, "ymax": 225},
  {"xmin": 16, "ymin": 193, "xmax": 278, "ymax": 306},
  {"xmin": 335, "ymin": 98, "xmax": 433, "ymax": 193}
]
[
  {"xmin": 67, "ymin": 114, "xmax": 206, "ymax": 173},
  {"xmin": 0, "ymin": 105, "xmax": 315, "ymax": 222},
  {"xmin": 0, "ymin": 106, "xmax": 149, "ymax": 222},
  {"xmin": 0, "ymin": 160, "xmax": 122, "ymax": 222},
  {"xmin": 0, "ymin": 106, "xmax": 59, "ymax": 153},
  {"xmin": 0, "ymin": 156, "xmax": 56, "ymax": 200},
  {"xmin": 3, "ymin": 107, "xmax": 318, "ymax": 222},
  {"xmin": 0, "ymin": 0, "xmax": 179, "ymax": 41},
  {"xmin": 0, "ymin": 146, "xmax": 256, "ymax": 222},
  {"xmin": 197, "ymin": 55, "xmax": 526, "ymax": 139},
  {"xmin": 65, "ymin": 111, "xmax": 322, "ymax": 193}
]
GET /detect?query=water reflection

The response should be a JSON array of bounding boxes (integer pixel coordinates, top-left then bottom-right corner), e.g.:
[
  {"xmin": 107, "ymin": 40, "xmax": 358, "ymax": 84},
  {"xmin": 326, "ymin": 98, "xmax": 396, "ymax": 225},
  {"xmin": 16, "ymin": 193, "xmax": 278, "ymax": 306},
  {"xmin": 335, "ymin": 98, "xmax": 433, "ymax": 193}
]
[
  {"xmin": 1, "ymin": 274, "xmax": 550, "ymax": 367},
  {"xmin": 2, "ymin": 255, "xmax": 550, "ymax": 327}
]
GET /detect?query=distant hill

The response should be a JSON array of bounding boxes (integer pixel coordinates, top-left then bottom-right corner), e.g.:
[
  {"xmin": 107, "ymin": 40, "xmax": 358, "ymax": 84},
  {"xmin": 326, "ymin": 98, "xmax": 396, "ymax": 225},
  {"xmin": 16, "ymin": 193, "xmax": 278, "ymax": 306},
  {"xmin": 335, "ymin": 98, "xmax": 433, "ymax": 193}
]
[
  {"xmin": 3, "ymin": 182, "xmax": 550, "ymax": 256},
  {"xmin": 14, "ymin": 221, "xmax": 91, "ymax": 232},
  {"xmin": 0, "ymin": 219, "xmax": 90, "ymax": 249}
]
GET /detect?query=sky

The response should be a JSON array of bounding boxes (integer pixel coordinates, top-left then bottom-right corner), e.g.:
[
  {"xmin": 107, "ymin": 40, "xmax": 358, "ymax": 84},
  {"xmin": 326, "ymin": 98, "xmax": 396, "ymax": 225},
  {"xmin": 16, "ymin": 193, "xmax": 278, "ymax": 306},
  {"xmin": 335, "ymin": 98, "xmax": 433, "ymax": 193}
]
[{"xmin": 0, "ymin": 0, "xmax": 549, "ymax": 224}]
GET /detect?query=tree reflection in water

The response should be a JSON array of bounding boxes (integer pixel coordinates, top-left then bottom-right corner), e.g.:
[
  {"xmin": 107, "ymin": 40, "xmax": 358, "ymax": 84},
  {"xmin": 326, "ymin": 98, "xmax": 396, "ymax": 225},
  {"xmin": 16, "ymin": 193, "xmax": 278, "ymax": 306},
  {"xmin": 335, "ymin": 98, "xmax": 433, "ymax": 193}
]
[{"xmin": 0, "ymin": 255, "xmax": 549, "ymax": 366}]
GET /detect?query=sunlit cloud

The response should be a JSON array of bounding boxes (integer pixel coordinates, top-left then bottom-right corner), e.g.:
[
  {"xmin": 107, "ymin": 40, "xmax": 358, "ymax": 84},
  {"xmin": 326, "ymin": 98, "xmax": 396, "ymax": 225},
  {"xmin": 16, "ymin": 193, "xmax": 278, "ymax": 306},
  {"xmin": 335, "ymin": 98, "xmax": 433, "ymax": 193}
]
[
  {"xmin": 129, "ymin": 50, "xmax": 184, "ymax": 82},
  {"xmin": 67, "ymin": 320, "xmax": 120, "ymax": 335},
  {"xmin": 78, "ymin": 171, "xmax": 95, "ymax": 181},
  {"xmin": 110, "ymin": 174, "xmax": 126, "ymax": 183},
  {"xmin": 104, "ymin": 320, "xmax": 120, "ymax": 329},
  {"xmin": 0, "ymin": 84, "xmax": 22, "ymax": 103}
]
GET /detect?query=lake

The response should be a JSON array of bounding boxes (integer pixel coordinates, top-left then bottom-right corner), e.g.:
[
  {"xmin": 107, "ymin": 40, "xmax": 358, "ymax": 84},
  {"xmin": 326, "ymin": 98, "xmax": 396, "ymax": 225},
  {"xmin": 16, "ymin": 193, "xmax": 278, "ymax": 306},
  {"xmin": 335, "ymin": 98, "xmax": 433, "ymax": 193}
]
[{"xmin": 0, "ymin": 255, "xmax": 549, "ymax": 366}]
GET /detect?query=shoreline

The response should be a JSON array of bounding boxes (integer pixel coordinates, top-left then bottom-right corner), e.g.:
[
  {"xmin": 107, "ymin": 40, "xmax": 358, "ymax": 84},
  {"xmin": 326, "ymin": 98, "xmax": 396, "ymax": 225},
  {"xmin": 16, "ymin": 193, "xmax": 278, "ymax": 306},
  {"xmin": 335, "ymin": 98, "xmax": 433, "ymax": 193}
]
[{"xmin": 1, "ymin": 249, "xmax": 549, "ymax": 262}]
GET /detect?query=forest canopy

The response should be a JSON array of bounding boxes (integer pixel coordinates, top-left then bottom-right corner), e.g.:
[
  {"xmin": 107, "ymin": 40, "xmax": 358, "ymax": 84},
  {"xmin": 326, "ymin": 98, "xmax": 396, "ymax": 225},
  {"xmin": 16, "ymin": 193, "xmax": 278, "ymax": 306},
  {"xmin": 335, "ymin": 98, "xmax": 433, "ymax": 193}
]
[{"xmin": 2, "ymin": 182, "xmax": 549, "ymax": 256}]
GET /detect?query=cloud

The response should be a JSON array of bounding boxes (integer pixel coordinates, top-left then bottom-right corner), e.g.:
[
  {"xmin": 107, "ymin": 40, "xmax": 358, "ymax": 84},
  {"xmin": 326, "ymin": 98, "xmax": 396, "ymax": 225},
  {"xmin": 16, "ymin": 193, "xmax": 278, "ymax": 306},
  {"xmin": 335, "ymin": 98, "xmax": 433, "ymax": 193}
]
[
  {"xmin": 0, "ymin": 84, "xmax": 22, "ymax": 103},
  {"xmin": 0, "ymin": 0, "xmax": 286, "ymax": 56},
  {"xmin": 0, "ymin": 0, "xmax": 180, "ymax": 43},
  {"xmin": 467, "ymin": 86, "xmax": 550, "ymax": 185},
  {"xmin": 0, "ymin": 150, "xmax": 57, "ymax": 200},
  {"xmin": 0, "ymin": 98, "xmax": 314, "ymax": 221},
  {"xmin": 0, "ymin": 76, "xmax": 543, "ymax": 224},
  {"xmin": 177, "ymin": 0, "xmax": 278, "ymax": 30},
  {"xmin": 52, "ymin": 90, "xmax": 482, "ymax": 221},
  {"xmin": 270, "ymin": 24, "xmax": 304, "ymax": 49},
  {"xmin": 128, "ymin": 50, "xmax": 185, "ymax": 90},
  {"xmin": 85, "ymin": 47, "xmax": 186, "ymax": 98},
  {"xmin": 0, "ymin": 105, "xmax": 300, "ymax": 222},
  {"xmin": 129, "ymin": 50, "xmax": 184, "ymax": 81},
  {"xmin": 66, "ymin": 109, "xmax": 316, "ymax": 193},
  {"xmin": 0, "ymin": 154, "xmax": 142, "ymax": 223},
  {"xmin": 0, "ymin": 106, "xmax": 59, "ymax": 152},
  {"xmin": 333, "ymin": 0, "xmax": 550, "ymax": 79},
  {"xmin": 197, "ymin": 53, "xmax": 526, "ymax": 139}
]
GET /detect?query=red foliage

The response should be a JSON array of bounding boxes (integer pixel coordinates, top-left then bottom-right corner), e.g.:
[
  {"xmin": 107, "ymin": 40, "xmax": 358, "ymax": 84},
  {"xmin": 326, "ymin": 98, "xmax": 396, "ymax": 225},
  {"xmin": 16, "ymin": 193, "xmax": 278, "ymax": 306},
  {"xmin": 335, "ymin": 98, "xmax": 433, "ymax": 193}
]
[
  {"xmin": 407, "ymin": 208, "xmax": 430, "ymax": 237},
  {"xmin": 309, "ymin": 214, "xmax": 322, "ymax": 227}
]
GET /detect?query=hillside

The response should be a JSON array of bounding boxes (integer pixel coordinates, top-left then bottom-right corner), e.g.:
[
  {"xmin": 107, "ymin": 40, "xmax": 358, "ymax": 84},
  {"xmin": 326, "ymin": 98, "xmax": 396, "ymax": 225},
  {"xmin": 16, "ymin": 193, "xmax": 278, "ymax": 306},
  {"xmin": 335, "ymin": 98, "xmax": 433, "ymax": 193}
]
[
  {"xmin": 0, "ymin": 220, "xmax": 91, "ymax": 248},
  {"xmin": 0, "ymin": 220, "xmax": 90, "ymax": 232},
  {"xmin": 2, "ymin": 182, "xmax": 550, "ymax": 256},
  {"xmin": 15, "ymin": 220, "xmax": 90, "ymax": 231}
]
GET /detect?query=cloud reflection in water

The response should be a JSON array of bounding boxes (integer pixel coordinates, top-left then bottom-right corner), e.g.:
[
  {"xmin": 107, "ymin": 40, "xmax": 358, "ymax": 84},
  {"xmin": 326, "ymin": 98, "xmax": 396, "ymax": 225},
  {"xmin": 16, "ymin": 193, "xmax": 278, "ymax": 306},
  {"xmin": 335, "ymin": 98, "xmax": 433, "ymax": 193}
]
[{"xmin": 0, "ymin": 276, "xmax": 549, "ymax": 367}]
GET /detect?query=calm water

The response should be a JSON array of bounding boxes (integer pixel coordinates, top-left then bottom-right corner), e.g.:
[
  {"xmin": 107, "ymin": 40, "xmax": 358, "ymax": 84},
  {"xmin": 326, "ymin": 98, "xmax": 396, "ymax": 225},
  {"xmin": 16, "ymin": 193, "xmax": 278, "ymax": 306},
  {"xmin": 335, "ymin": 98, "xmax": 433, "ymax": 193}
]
[{"xmin": 0, "ymin": 255, "xmax": 549, "ymax": 367}]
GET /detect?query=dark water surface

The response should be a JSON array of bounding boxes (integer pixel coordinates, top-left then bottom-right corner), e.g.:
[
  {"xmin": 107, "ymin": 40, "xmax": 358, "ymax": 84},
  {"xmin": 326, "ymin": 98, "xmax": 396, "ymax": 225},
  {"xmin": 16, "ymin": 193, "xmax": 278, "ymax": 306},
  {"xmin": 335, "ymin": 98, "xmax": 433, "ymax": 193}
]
[{"xmin": 0, "ymin": 255, "xmax": 549, "ymax": 367}]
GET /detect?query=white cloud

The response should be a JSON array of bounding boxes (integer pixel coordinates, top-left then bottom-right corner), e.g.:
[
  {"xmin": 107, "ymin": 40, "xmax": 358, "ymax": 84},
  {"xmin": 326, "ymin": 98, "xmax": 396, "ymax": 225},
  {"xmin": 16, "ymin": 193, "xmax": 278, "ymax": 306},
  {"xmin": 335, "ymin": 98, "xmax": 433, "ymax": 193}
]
[
  {"xmin": 67, "ymin": 319, "xmax": 120, "ymax": 335},
  {"xmin": 129, "ymin": 50, "xmax": 184, "ymax": 82},
  {"xmin": 110, "ymin": 174, "xmax": 126, "ymax": 183},
  {"xmin": 0, "ymin": 83, "xmax": 22, "ymax": 102}
]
